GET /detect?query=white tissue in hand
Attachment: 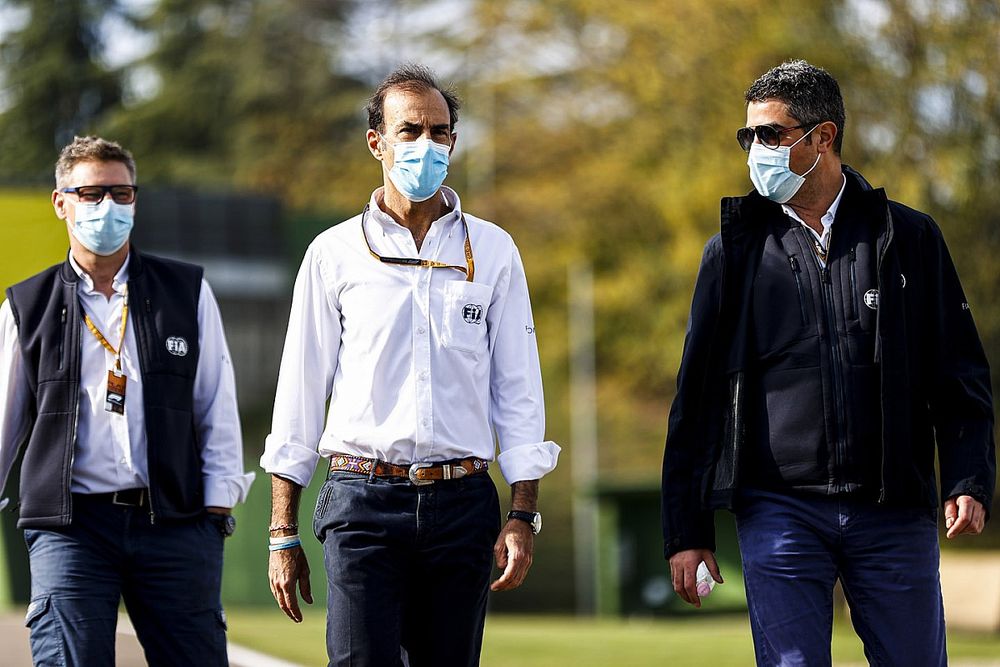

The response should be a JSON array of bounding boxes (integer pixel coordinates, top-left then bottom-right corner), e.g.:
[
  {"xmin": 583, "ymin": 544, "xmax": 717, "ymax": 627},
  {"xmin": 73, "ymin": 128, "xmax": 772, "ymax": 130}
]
[{"xmin": 696, "ymin": 561, "xmax": 715, "ymax": 597}]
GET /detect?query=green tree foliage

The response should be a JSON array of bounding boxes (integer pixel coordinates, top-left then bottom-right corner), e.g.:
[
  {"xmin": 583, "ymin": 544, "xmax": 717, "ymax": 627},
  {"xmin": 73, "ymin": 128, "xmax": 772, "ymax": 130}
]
[
  {"xmin": 0, "ymin": 0, "xmax": 122, "ymax": 182},
  {"xmin": 100, "ymin": 0, "xmax": 374, "ymax": 212}
]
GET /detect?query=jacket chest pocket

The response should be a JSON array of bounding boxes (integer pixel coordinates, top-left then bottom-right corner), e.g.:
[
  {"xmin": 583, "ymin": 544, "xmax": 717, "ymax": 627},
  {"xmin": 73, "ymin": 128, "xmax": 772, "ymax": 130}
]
[{"xmin": 441, "ymin": 281, "xmax": 492, "ymax": 355}]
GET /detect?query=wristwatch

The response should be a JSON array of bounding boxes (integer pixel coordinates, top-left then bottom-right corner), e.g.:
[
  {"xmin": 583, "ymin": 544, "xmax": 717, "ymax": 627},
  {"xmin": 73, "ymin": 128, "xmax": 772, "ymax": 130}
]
[
  {"xmin": 507, "ymin": 510, "xmax": 542, "ymax": 535},
  {"xmin": 210, "ymin": 513, "xmax": 237, "ymax": 538}
]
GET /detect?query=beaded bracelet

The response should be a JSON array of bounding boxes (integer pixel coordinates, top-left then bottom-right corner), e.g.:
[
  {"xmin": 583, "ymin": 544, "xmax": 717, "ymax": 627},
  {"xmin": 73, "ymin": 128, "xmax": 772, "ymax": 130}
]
[{"xmin": 268, "ymin": 523, "xmax": 298, "ymax": 533}]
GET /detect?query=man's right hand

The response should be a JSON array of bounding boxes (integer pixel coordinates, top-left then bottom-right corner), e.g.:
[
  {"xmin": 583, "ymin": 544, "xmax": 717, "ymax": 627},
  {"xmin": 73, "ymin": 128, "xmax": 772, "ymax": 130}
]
[
  {"xmin": 269, "ymin": 546, "xmax": 313, "ymax": 622},
  {"xmin": 668, "ymin": 548, "xmax": 723, "ymax": 609}
]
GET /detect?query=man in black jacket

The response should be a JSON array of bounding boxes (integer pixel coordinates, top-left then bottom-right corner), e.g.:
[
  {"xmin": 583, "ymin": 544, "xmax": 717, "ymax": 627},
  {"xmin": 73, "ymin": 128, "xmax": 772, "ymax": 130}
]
[{"xmin": 661, "ymin": 60, "xmax": 994, "ymax": 666}]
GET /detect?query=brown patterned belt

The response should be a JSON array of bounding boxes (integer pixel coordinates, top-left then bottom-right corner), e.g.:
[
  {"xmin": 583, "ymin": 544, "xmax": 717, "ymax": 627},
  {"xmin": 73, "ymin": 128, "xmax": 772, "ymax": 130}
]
[{"xmin": 329, "ymin": 452, "xmax": 489, "ymax": 486}]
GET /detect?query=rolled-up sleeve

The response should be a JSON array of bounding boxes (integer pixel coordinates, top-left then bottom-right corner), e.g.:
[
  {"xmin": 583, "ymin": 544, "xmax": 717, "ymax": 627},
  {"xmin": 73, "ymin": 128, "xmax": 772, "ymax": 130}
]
[
  {"xmin": 260, "ymin": 245, "xmax": 341, "ymax": 488},
  {"xmin": 488, "ymin": 242, "xmax": 560, "ymax": 484},
  {"xmin": 193, "ymin": 280, "xmax": 255, "ymax": 508}
]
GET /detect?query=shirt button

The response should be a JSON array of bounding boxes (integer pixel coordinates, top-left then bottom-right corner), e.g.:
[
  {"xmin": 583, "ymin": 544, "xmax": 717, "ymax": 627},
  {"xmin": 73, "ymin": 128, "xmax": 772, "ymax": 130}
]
[
  {"xmin": 422, "ymin": 419, "xmax": 430, "ymax": 427},
  {"xmin": 417, "ymin": 327, "xmax": 426, "ymax": 334},
  {"xmin": 419, "ymin": 371, "xmax": 429, "ymax": 381}
]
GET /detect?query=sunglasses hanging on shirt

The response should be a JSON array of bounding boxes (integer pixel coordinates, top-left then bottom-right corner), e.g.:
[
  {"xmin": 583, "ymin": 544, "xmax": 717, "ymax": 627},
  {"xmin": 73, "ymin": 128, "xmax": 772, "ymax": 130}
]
[{"xmin": 360, "ymin": 204, "xmax": 475, "ymax": 282}]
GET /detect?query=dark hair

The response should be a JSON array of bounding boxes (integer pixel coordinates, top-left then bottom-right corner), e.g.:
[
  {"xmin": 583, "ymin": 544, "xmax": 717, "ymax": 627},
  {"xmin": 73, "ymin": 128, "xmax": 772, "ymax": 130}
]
[
  {"xmin": 366, "ymin": 63, "xmax": 461, "ymax": 134},
  {"xmin": 745, "ymin": 60, "xmax": 845, "ymax": 154},
  {"xmin": 55, "ymin": 135, "xmax": 136, "ymax": 188}
]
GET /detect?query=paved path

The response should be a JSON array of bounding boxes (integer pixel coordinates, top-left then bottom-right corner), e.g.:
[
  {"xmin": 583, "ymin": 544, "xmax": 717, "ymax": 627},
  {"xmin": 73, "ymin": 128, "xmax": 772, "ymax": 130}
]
[{"xmin": 0, "ymin": 613, "xmax": 304, "ymax": 667}]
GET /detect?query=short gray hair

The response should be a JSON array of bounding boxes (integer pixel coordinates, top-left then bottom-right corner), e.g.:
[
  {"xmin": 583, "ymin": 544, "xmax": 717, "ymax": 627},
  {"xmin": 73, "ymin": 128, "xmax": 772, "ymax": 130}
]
[
  {"xmin": 745, "ymin": 60, "xmax": 846, "ymax": 154},
  {"xmin": 55, "ymin": 136, "xmax": 137, "ymax": 188}
]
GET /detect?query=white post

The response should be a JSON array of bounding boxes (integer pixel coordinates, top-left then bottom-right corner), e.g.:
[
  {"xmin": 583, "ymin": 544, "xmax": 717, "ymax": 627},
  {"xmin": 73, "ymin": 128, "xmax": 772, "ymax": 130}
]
[{"xmin": 569, "ymin": 261, "xmax": 598, "ymax": 614}]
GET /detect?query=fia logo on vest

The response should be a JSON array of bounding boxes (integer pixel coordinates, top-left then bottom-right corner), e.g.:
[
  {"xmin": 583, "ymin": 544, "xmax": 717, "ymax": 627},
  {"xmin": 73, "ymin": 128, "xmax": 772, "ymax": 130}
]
[
  {"xmin": 166, "ymin": 336, "xmax": 189, "ymax": 357},
  {"xmin": 864, "ymin": 289, "xmax": 879, "ymax": 311}
]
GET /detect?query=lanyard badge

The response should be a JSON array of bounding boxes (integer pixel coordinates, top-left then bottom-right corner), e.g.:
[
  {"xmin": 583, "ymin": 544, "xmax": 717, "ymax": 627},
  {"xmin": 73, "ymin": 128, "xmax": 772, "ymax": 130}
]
[{"xmin": 83, "ymin": 287, "xmax": 130, "ymax": 414}]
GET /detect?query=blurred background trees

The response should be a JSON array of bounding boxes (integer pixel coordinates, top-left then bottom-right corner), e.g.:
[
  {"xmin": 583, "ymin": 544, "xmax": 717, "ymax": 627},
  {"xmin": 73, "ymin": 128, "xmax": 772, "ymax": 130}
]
[{"xmin": 2, "ymin": 0, "xmax": 998, "ymax": 611}]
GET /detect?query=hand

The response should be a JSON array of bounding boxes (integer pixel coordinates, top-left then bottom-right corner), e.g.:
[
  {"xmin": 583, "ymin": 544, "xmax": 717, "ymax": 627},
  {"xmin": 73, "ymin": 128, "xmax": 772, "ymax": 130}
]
[
  {"xmin": 668, "ymin": 549, "xmax": 723, "ymax": 609},
  {"xmin": 205, "ymin": 506, "xmax": 231, "ymax": 515},
  {"xmin": 491, "ymin": 518, "xmax": 534, "ymax": 592},
  {"xmin": 269, "ymin": 546, "xmax": 313, "ymax": 622},
  {"xmin": 944, "ymin": 495, "xmax": 986, "ymax": 539}
]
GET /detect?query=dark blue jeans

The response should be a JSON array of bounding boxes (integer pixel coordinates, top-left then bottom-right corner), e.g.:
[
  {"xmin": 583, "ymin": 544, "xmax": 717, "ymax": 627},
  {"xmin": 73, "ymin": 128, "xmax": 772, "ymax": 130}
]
[
  {"xmin": 314, "ymin": 470, "xmax": 501, "ymax": 667},
  {"xmin": 24, "ymin": 494, "xmax": 227, "ymax": 667},
  {"xmin": 735, "ymin": 489, "xmax": 946, "ymax": 667}
]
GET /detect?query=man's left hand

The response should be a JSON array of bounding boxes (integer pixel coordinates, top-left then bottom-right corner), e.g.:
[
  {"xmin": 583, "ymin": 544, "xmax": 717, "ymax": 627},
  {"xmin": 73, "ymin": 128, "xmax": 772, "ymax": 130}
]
[
  {"xmin": 491, "ymin": 519, "xmax": 533, "ymax": 592},
  {"xmin": 944, "ymin": 495, "xmax": 986, "ymax": 538}
]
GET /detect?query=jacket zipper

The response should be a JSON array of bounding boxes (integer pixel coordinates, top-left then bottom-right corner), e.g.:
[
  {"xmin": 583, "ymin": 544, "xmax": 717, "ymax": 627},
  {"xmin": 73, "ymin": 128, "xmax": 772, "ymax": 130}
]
[
  {"xmin": 875, "ymin": 207, "xmax": 893, "ymax": 503},
  {"xmin": 788, "ymin": 256, "xmax": 808, "ymax": 326},
  {"xmin": 58, "ymin": 307, "xmax": 67, "ymax": 370},
  {"xmin": 816, "ymin": 260, "xmax": 849, "ymax": 493},
  {"xmin": 66, "ymin": 303, "xmax": 80, "ymax": 523},
  {"xmin": 848, "ymin": 247, "xmax": 859, "ymax": 320},
  {"xmin": 141, "ymin": 294, "xmax": 156, "ymax": 524}
]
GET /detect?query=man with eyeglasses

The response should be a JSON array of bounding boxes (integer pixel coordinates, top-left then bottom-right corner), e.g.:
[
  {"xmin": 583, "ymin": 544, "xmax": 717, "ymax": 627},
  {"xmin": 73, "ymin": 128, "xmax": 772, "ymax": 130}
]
[
  {"xmin": 261, "ymin": 64, "xmax": 560, "ymax": 666},
  {"xmin": 661, "ymin": 60, "xmax": 993, "ymax": 665},
  {"xmin": 0, "ymin": 135, "xmax": 253, "ymax": 665}
]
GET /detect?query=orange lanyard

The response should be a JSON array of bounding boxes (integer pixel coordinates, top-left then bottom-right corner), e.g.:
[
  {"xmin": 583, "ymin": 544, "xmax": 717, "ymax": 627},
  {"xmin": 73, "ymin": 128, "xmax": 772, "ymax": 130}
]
[{"xmin": 83, "ymin": 287, "xmax": 129, "ymax": 375}]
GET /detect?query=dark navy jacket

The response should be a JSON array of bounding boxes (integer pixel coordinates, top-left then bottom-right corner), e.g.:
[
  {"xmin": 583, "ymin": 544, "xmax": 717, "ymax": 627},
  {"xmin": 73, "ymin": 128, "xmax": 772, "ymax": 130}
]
[
  {"xmin": 3, "ymin": 250, "xmax": 204, "ymax": 528},
  {"xmin": 661, "ymin": 166, "xmax": 996, "ymax": 558}
]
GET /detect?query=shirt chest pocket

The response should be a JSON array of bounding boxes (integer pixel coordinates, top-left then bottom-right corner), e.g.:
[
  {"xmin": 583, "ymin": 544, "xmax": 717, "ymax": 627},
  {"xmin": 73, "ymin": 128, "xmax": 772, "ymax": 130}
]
[{"xmin": 441, "ymin": 281, "xmax": 493, "ymax": 355}]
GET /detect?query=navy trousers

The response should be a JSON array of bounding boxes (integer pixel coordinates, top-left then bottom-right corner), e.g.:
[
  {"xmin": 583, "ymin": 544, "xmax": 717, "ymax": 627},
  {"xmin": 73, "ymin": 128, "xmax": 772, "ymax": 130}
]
[
  {"xmin": 314, "ymin": 470, "xmax": 501, "ymax": 667},
  {"xmin": 24, "ymin": 494, "xmax": 228, "ymax": 667},
  {"xmin": 735, "ymin": 489, "xmax": 946, "ymax": 667}
]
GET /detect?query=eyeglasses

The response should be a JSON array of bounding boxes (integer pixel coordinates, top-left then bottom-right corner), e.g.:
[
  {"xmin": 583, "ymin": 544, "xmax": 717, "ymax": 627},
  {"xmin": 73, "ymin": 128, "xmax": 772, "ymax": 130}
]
[
  {"xmin": 60, "ymin": 185, "xmax": 138, "ymax": 205},
  {"xmin": 361, "ymin": 205, "xmax": 475, "ymax": 282},
  {"xmin": 736, "ymin": 123, "xmax": 817, "ymax": 152}
]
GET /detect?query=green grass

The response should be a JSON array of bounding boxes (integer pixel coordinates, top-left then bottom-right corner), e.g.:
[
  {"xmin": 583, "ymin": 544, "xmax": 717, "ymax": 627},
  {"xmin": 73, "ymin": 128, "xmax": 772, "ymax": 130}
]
[{"xmin": 225, "ymin": 610, "xmax": 1000, "ymax": 666}]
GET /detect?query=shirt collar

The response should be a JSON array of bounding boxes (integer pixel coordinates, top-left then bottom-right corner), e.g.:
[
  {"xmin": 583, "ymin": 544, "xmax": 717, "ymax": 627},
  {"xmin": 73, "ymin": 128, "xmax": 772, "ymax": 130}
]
[
  {"xmin": 781, "ymin": 174, "xmax": 847, "ymax": 235},
  {"xmin": 68, "ymin": 251, "xmax": 130, "ymax": 295},
  {"xmin": 367, "ymin": 186, "xmax": 462, "ymax": 234}
]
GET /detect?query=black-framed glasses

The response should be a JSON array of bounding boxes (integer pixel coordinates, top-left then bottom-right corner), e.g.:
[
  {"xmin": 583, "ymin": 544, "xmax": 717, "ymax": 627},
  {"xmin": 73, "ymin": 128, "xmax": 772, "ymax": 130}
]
[
  {"xmin": 60, "ymin": 185, "xmax": 138, "ymax": 205},
  {"xmin": 361, "ymin": 205, "xmax": 475, "ymax": 282},
  {"xmin": 736, "ymin": 123, "xmax": 817, "ymax": 152}
]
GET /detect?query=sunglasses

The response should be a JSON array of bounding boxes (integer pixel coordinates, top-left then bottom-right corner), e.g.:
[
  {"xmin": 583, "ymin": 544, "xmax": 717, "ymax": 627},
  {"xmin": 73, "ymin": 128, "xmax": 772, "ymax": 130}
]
[{"xmin": 736, "ymin": 123, "xmax": 817, "ymax": 152}]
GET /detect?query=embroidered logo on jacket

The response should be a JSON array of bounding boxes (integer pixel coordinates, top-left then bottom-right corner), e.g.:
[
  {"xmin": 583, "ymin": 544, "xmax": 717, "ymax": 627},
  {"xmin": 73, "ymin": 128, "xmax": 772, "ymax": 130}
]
[
  {"xmin": 864, "ymin": 289, "xmax": 879, "ymax": 311},
  {"xmin": 462, "ymin": 304, "xmax": 484, "ymax": 325},
  {"xmin": 166, "ymin": 336, "xmax": 189, "ymax": 356}
]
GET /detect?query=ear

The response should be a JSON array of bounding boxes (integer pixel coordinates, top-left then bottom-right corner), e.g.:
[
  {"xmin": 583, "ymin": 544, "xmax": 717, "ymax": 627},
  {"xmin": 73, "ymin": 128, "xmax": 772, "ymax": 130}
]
[
  {"xmin": 448, "ymin": 132, "xmax": 457, "ymax": 157},
  {"xmin": 367, "ymin": 129, "xmax": 383, "ymax": 161},
  {"xmin": 816, "ymin": 121, "xmax": 837, "ymax": 154},
  {"xmin": 52, "ymin": 190, "xmax": 69, "ymax": 221}
]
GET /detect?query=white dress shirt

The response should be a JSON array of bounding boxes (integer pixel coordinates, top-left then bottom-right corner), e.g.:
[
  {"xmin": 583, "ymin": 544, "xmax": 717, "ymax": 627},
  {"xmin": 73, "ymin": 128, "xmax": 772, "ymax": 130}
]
[
  {"xmin": 261, "ymin": 187, "xmax": 560, "ymax": 488},
  {"xmin": 782, "ymin": 174, "xmax": 847, "ymax": 267},
  {"xmin": 0, "ymin": 252, "xmax": 254, "ymax": 508}
]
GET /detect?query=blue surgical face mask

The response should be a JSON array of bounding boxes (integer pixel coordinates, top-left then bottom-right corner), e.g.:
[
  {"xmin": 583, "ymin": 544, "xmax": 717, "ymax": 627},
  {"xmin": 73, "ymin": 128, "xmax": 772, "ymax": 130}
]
[
  {"xmin": 69, "ymin": 198, "xmax": 134, "ymax": 255},
  {"xmin": 747, "ymin": 125, "xmax": 821, "ymax": 203},
  {"xmin": 383, "ymin": 136, "xmax": 450, "ymax": 202}
]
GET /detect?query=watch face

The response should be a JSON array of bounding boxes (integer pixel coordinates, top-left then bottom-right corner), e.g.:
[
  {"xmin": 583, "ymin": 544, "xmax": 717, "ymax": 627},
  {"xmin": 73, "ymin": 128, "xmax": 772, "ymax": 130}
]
[
  {"xmin": 531, "ymin": 513, "xmax": 542, "ymax": 535},
  {"xmin": 210, "ymin": 513, "xmax": 236, "ymax": 537}
]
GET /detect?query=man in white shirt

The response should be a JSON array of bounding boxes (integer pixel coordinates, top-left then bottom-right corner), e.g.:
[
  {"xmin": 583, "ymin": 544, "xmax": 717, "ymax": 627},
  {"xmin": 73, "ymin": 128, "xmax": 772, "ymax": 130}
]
[
  {"xmin": 263, "ymin": 64, "xmax": 560, "ymax": 666},
  {"xmin": 0, "ymin": 136, "xmax": 254, "ymax": 666}
]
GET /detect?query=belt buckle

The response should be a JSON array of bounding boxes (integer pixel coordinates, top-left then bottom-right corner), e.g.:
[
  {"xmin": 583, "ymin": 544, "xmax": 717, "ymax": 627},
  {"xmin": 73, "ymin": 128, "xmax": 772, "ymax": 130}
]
[
  {"xmin": 408, "ymin": 462, "xmax": 434, "ymax": 486},
  {"xmin": 112, "ymin": 489, "xmax": 143, "ymax": 507}
]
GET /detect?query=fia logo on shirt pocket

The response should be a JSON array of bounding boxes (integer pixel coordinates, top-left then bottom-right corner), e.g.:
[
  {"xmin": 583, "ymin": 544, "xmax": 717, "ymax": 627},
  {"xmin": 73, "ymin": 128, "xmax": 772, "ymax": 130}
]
[{"xmin": 442, "ymin": 281, "xmax": 493, "ymax": 354}]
